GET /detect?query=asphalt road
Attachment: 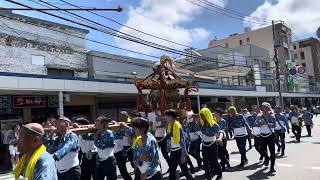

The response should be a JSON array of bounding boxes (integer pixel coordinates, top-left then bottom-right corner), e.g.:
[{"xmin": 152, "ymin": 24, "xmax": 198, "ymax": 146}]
[{"xmin": 2, "ymin": 117, "xmax": 320, "ymax": 180}]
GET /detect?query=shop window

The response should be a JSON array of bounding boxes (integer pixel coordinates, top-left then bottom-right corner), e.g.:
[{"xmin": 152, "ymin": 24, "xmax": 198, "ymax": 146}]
[{"xmin": 47, "ymin": 68, "xmax": 74, "ymax": 78}]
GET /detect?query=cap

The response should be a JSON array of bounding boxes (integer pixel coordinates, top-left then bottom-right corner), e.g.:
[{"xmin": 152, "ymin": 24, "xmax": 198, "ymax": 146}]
[
  {"xmin": 120, "ymin": 111, "xmax": 128, "ymax": 116},
  {"xmin": 261, "ymin": 102, "xmax": 272, "ymax": 110},
  {"xmin": 58, "ymin": 116, "xmax": 72, "ymax": 124},
  {"xmin": 22, "ymin": 124, "xmax": 44, "ymax": 136}
]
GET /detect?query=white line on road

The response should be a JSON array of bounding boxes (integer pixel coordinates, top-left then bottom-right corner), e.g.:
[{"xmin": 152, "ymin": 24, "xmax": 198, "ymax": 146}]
[
  {"xmin": 310, "ymin": 166, "xmax": 320, "ymax": 170},
  {"xmin": 276, "ymin": 163, "xmax": 293, "ymax": 167}
]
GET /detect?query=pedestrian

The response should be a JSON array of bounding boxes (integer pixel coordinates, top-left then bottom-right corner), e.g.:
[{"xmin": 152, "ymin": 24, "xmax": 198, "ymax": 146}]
[
  {"xmin": 184, "ymin": 112, "xmax": 202, "ymax": 172},
  {"xmin": 132, "ymin": 117, "xmax": 162, "ymax": 180},
  {"xmin": 112, "ymin": 120, "xmax": 132, "ymax": 180},
  {"xmin": 7, "ymin": 124, "xmax": 20, "ymax": 170},
  {"xmin": 13, "ymin": 123, "xmax": 57, "ymax": 180},
  {"xmin": 274, "ymin": 106, "xmax": 290, "ymax": 156},
  {"xmin": 302, "ymin": 107, "xmax": 314, "ymax": 137},
  {"xmin": 165, "ymin": 109, "xmax": 194, "ymax": 180},
  {"xmin": 289, "ymin": 105, "xmax": 302, "ymax": 142},
  {"xmin": 120, "ymin": 111, "xmax": 135, "ymax": 168},
  {"xmin": 248, "ymin": 106, "xmax": 264, "ymax": 161},
  {"xmin": 74, "ymin": 118, "xmax": 98, "ymax": 180},
  {"xmin": 257, "ymin": 102, "xmax": 276, "ymax": 173},
  {"xmin": 214, "ymin": 108, "xmax": 230, "ymax": 172},
  {"xmin": 149, "ymin": 110, "xmax": 170, "ymax": 173},
  {"xmin": 228, "ymin": 106, "xmax": 251, "ymax": 167},
  {"xmin": 46, "ymin": 117, "xmax": 81, "ymax": 180},
  {"xmin": 94, "ymin": 116, "xmax": 117, "ymax": 180},
  {"xmin": 198, "ymin": 107, "xmax": 223, "ymax": 180},
  {"xmin": 243, "ymin": 108, "xmax": 254, "ymax": 150}
]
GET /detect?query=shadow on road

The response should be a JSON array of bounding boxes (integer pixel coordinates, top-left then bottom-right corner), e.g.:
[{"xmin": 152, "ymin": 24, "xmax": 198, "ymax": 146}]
[
  {"xmin": 246, "ymin": 167, "xmax": 276, "ymax": 180},
  {"xmin": 286, "ymin": 140, "xmax": 304, "ymax": 144},
  {"xmin": 230, "ymin": 148, "xmax": 252, "ymax": 155},
  {"xmin": 226, "ymin": 162, "xmax": 263, "ymax": 172}
]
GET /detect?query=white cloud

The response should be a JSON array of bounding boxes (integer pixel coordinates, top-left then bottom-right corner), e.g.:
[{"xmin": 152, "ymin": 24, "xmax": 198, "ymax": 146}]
[
  {"xmin": 244, "ymin": 0, "xmax": 320, "ymax": 38},
  {"xmin": 115, "ymin": 0, "xmax": 227, "ymax": 57}
]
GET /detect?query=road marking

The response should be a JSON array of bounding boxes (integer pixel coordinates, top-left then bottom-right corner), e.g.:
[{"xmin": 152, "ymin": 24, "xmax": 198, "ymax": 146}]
[
  {"xmin": 276, "ymin": 163, "xmax": 293, "ymax": 167},
  {"xmin": 311, "ymin": 166, "xmax": 320, "ymax": 170}
]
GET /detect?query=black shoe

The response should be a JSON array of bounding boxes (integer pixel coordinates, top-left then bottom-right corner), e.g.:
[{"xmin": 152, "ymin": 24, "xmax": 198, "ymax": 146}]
[
  {"xmin": 277, "ymin": 147, "xmax": 281, "ymax": 153},
  {"xmin": 216, "ymin": 174, "xmax": 223, "ymax": 180},
  {"xmin": 259, "ymin": 156, "xmax": 264, "ymax": 161},
  {"xmin": 244, "ymin": 159, "xmax": 248, "ymax": 165},
  {"xmin": 226, "ymin": 162, "xmax": 231, "ymax": 168},
  {"xmin": 269, "ymin": 168, "xmax": 276, "ymax": 173},
  {"xmin": 190, "ymin": 168, "xmax": 196, "ymax": 174},
  {"xmin": 238, "ymin": 163, "xmax": 245, "ymax": 168},
  {"xmin": 280, "ymin": 153, "xmax": 285, "ymax": 157},
  {"xmin": 264, "ymin": 157, "xmax": 270, "ymax": 167}
]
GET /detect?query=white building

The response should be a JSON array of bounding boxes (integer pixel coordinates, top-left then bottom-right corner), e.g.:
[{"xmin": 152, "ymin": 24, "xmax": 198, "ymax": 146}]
[{"xmin": 0, "ymin": 11, "xmax": 88, "ymax": 77}]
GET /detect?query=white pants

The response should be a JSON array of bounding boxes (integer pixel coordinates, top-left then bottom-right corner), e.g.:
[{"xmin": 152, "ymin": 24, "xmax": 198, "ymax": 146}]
[{"xmin": 9, "ymin": 145, "xmax": 19, "ymax": 156}]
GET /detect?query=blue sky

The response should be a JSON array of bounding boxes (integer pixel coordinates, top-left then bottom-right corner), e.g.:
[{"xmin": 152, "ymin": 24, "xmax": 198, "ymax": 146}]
[{"xmin": 1, "ymin": 0, "xmax": 319, "ymax": 60}]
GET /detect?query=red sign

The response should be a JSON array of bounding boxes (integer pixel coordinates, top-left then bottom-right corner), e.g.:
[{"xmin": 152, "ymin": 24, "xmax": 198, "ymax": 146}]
[{"xmin": 13, "ymin": 96, "xmax": 45, "ymax": 108}]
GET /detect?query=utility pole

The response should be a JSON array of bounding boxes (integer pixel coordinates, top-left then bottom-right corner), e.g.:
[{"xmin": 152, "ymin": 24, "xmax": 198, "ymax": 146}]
[{"xmin": 272, "ymin": 20, "xmax": 284, "ymax": 109}]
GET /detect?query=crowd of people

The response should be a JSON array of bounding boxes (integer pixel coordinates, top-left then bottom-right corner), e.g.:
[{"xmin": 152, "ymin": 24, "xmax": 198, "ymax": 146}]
[{"xmin": 2, "ymin": 103, "xmax": 315, "ymax": 180}]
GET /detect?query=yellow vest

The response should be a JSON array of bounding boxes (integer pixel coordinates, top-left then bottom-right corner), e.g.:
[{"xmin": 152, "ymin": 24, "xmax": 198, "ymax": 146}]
[
  {"xmin": 13, "ymin": 145, "xmax": 46, "ymax": 180},
  {"xmin": 167, "ymin": 120, "xmax": 181, "ymax": 145}
]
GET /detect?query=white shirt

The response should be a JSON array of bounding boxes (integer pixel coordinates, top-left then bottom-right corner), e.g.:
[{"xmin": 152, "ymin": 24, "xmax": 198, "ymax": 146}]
[
  {"xmin": 97, "ymin": 148, "xmax": 114, "ymax": 161},
  {"xmin": 259, "ymin": 124, "xmax": 274, "ymax": 134},
  {"xmin": 79, "ymin": 136, "xmax": 97, "ymax": 153},
  {"xmin": 113, "ymin": 139, "xmax": 123, "ymax": 153},
  {"xmin": 233, "ymin": 127, "xmax": 248, "ymax": 137},
  {"xmin": 275, "ymin": 121, "xmax": 286, "ymax": 130},
  {"xmin": 170, "ymin": 137, "xmax": 180, "ymax": 150}
]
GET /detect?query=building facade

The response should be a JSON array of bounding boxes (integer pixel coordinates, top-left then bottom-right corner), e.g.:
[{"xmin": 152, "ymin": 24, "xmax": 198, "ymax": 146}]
[
  {"xmin": 293, "ymin": 38, "xmax": 320, "ymax": 93},
  {"xmin": 208, "ymin": 23, "xmax": 294, "ymax": 92},
  {"xmin": 177, "ymin": 44, "xmax": 273, "ymax": 91},
  {"xmin": 0, "ymin": 11, "xmax": 96, "ymax": 126}
]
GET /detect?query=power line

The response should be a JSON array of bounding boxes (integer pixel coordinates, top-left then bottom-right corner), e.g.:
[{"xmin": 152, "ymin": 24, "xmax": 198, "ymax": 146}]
[
  {"xmin": 197, "ymin": 0, "xmax": 273, "ymax": 23},
  {"xmin": 0, "ymin": 13, "xmax": 159, "ymax": 60},
  {"xmin": 0, "ymin": 18, "xmax": 275, "ymax": 82},
  {"xmin": 6, "ymin": 0, "xmax": 271, "ymax": 69},
  {"xmin": 0, "ymin": 10, "xmax": 272, "ymax": 72},
  {"xmin": 185, "ymin": 0, "xmax": 270, "ymax": 26},
  {"xmin": 29, "ymin": 0, "xmax": 270, "ymax": 60},
  {"xmin": 0, "ymin": 7, "xmax": 123, "ymax": 12},
  {"xmin": 56, "ymin": 0, "xmax": 193, "ymax": 49}
]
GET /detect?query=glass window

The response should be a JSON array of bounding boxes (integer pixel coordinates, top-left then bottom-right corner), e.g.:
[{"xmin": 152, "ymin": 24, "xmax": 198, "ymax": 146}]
[
  {"xmin": 239, "ymin": 40, "xmax": 243, "ymax": 45},
  {"xmin": 294, "ymin": 53, "xmax": 298, "ymax": 59},
  {"xmin": 47, "ymin": 68, "xmax": 74, "ymax": 78},
  {"xmin": 246, "ymin": 37, "xmax": 250, "ymax": 43},
  {"xmin": 300, "ymin": 51, "xmax": 305, "ymax": 59}
]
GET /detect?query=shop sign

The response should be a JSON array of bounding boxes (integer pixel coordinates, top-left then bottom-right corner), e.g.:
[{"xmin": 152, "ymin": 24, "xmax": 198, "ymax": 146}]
[{"xmin": 13, "ymin": 96, "xmax": 45, "ymax": 108}]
